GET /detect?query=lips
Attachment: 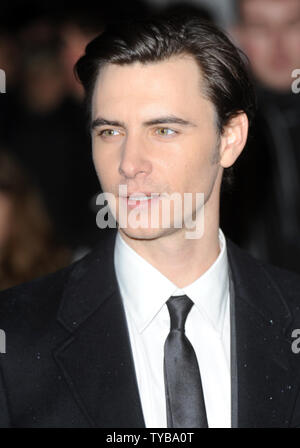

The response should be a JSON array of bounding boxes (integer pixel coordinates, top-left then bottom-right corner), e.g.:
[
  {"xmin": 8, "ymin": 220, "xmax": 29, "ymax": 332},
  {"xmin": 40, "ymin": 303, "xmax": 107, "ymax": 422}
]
[
  {"xmin": 119, "ymin": 192, "xmax": 161, "ymax": 209},
  {"xmin": 119, "ymin": 192, "xmax": 160, "ymax": 200},
  {"xmin": 126, "ymin": 192, "xmax": 159, "ymax": 199}
]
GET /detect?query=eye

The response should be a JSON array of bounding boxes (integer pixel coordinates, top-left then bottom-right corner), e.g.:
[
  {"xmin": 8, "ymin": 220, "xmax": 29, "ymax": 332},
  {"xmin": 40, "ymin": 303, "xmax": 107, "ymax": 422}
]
[
  {"xmin": 98, "ymin": 129, "xmax": 121, "ymax": 137},
  {"xmin": 155, "ymin": 127, "xmax": 177, "ymax": 136}
]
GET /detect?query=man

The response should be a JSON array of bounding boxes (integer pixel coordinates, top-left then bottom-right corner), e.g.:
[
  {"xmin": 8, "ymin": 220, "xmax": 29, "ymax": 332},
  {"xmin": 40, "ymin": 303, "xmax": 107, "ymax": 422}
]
[
  {"xmin": 222, "ymin": 0, "xmax": 300, "ymax": 273},
  {"xmin": 1, "ymin": 12, "xmax": 300, "ymax": 428},
  {"xmin": 234, "ymin": 0, "xmax": 300, "ymax": 92}
]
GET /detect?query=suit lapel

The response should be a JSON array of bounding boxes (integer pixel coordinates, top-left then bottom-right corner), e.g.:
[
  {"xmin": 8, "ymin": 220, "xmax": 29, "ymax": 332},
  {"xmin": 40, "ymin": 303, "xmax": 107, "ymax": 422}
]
[
  {"xmin": 52, "ymin": 229, "xmax": 299, "ymax": 428},
  {"xmin": 53, "ymin": 229, "xmax": 145, "ymax": 428},
  {"xmin": 227, "ymin": 239, "xmax": 299, "ymax": 427}
]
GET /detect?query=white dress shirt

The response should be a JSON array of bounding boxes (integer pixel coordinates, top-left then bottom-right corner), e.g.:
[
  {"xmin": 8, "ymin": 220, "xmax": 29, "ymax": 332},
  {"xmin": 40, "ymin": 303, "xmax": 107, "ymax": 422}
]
[{"xmin": 114, "ymin": 229, "xmax": 231, "ymax": 428}]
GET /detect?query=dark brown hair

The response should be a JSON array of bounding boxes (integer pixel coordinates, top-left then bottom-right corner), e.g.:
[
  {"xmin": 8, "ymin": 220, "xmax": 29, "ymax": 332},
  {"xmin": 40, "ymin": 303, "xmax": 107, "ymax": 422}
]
[{"xmin": 74, "ymin": 12, "xmax": 256, "ymax": 187}]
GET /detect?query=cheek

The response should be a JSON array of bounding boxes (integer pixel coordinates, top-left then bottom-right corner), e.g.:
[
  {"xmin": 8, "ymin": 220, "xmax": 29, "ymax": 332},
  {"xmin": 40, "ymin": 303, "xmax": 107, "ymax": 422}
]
[
  {"xmin": 242, "ymin": 32, "xmax": 273, "ymax": 61},
  {"xmin": 171, "ymin": 138, "xmax": 218, "ymax": 193},
  {"xmin": 248, "ymin": 39, "xmax": 270, "ymax": 60},
  {"xmin": 287, "ymin": 35, "xmax": 300, "ymax": 61},
  {"xmin": 92, "ymin": 147, "xmax": 103, "ymax": 180},
  {"xmin": 92, "ymin": 144, "xmax": 118, "ymax": 188}
]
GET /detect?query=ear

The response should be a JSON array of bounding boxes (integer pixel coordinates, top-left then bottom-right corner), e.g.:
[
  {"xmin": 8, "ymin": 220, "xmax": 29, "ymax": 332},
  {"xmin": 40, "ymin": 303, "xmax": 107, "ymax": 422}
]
[{"xmin": 219, "ymin": 112, "xmax": 249, "ymax": 168}]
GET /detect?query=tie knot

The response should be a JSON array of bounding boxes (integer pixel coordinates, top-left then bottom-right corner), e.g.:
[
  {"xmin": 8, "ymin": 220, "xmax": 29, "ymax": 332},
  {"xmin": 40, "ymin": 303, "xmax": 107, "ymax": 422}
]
[{"xmin": 166, "ymin": 295, "xmax": 194, "ymax": 331}]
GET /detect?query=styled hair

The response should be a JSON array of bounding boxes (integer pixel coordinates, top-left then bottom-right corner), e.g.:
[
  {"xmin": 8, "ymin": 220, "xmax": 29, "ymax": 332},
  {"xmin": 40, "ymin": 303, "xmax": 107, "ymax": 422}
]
[{"xmin": 74, "ymin": 12, "xmax": 256, "ymax": 187}]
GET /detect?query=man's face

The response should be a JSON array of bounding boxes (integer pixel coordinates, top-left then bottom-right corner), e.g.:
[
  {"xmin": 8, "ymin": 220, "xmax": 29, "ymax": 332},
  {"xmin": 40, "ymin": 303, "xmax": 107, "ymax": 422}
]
[
  {"xmin": 91, "ymin": 55, "xmax": 223, "ymax": 241},
  {"xmin": 238, "ymin": 0, "xmax": 300, "ymax": 91}
]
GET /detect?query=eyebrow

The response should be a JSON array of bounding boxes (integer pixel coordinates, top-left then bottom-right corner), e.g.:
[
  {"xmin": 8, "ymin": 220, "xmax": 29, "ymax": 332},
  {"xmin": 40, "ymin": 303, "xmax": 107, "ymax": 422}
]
[
  {"xmin": 143, "ymin": 116, "xmax": 196, "ymax": 127},
  {"xmin": 91, "ymin": 118, "xmax": 125, "ymax": 131},
  {"xmin": 90, "ymin": 115, "xmax": 196, "ymax": 131}
]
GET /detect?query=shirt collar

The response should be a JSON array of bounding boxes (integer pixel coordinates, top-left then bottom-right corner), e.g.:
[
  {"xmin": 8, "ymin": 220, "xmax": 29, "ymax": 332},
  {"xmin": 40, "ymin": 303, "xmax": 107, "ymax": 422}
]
[{"xmin": 114, "ymin": 229, "xmax": 229, "ymax": 335}]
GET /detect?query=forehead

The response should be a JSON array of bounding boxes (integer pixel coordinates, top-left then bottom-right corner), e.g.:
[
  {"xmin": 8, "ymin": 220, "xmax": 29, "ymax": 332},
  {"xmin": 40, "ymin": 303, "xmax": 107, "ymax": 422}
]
[
  {"xmin": 91, "ymin": 55, "xmax": 213, "ymax": 120},
  {"xmin": 241, "ymin": 0, "xmax": 300, "ymax": 22}
]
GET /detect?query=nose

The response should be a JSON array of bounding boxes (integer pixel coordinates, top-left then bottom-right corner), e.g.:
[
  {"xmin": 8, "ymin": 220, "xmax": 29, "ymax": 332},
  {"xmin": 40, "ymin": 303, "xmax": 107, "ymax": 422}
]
[
  {"xmin": 271, "ymin": 27, "xmax": 285, "ymax": 52},
  {"xmin": 118, "ymin": 134, "xmax": 152, "ymax": 180}
]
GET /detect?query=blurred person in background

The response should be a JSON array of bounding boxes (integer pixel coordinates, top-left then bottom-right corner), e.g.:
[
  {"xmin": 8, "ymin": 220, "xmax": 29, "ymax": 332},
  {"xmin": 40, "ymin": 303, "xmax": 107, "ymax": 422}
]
[
  {"xmin": 2, "ymin": 19, "xmax": 101, "ymax": 250},
  {"xmin": 221, "ymin": 0, "xmax": 300, "ymax": 273},
  {"xmin": 235, "ymin": 0, "xmax": 300, "ymax": 91},
  {"xmin": 0, "ymin": 28, "xmax": 20, "ymax": 145},
  {"xmin": 0, "ymin": 30, "xmax": 19, "ymax": 90},
  {"xmin": 59, "ymin": 11, "xmax": 103, "ymax": 101},
  {"xmin": 0, "ymin": 150, "xmax": 71, "ymax": 291},
  {"xmin": 0, "ymin": 2, "xmax": 152, "ymax": 251}
]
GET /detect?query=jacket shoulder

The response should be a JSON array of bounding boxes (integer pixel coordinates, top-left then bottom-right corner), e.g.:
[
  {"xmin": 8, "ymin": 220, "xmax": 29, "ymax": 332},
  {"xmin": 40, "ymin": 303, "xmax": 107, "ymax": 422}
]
[
  {"xmin": 227, "ymin": 238, "xmax": 300, "ymax": 311},
  {"xmin": 0, "ymin": 260, "xmax": 77, "ymax": 332},
  {"xmin": 0, "ymin": 232, "xmax": 116, "ymax": 331}
]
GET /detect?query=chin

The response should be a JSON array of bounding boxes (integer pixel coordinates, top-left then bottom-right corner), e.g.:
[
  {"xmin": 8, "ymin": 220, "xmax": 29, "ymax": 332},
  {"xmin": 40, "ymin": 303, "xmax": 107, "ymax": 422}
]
[{"xmin": 118, "ymin": 225, "xmax": 176, "ymax": 241}]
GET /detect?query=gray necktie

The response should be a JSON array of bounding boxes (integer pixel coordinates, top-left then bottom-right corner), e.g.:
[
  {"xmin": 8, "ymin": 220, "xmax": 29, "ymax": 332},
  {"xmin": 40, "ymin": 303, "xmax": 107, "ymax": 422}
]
[{"xmin": 164, "ymin": 295, "xmax": 208, "ymax": 428}]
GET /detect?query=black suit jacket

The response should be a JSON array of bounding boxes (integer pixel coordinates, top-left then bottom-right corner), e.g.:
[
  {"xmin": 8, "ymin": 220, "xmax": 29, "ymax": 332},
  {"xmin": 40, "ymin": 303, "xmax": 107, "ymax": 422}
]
[{"xmin": 1, "ymin": 229, "xmax": 300, "ymax": 428}]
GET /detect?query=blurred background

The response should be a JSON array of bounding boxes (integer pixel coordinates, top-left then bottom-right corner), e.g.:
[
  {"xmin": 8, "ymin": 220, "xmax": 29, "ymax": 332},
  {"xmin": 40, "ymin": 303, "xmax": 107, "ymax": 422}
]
[{"xmin": 0, "ymin": 0, "xmax": 299, "ymax": 289}]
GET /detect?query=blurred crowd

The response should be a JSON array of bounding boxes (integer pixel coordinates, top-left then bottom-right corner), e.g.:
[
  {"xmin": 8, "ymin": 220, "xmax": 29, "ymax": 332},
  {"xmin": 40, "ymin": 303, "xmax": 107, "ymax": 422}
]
[
  {"xmin": 221, "ymin": 0, "xmax": 300, "ymax": 274},
  {"xmin": 0, "ymin": 1, "xmax": 152, "ymax": 290},
  {"xmin": 0, "ymin": 0, "xmax": 299, "ymax": 290}
]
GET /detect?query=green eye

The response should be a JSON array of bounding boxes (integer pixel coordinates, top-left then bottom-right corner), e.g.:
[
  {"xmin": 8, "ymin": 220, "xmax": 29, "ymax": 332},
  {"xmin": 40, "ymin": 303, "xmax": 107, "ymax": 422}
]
[
  {"xmin": 156, "ymin": 128, "xmax": 176, "ymax": 136},
  {"xmin": 99, "ymin": 129, "xmax": 120, "ymax": 137}
]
